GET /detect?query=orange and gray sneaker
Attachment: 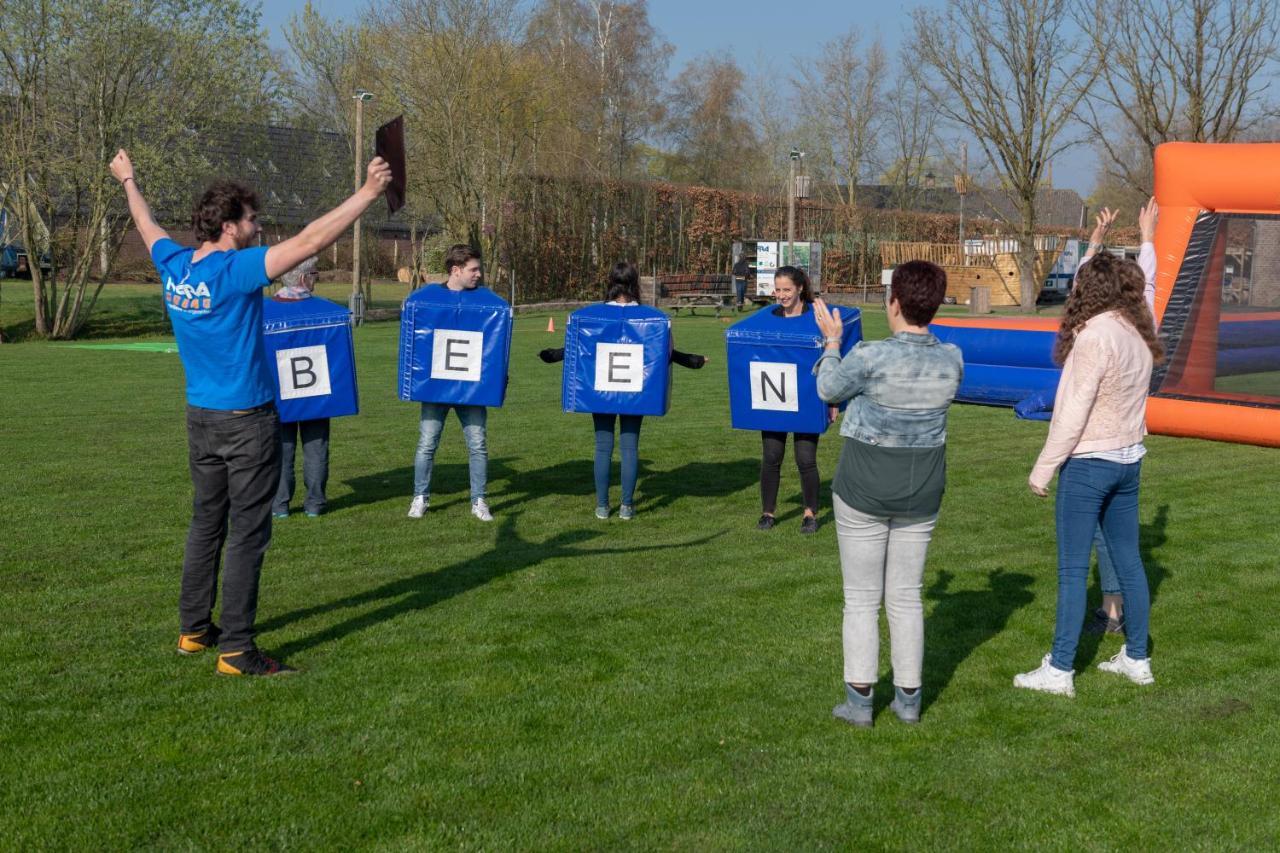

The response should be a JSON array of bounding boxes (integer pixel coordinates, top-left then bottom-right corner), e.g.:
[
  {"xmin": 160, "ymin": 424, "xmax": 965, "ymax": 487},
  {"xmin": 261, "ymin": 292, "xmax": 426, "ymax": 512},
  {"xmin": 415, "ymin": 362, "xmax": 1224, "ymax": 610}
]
[
  {"xmin": 216, "ymin": 647, "xmax": 297, "ymax": 677},
  {"xmin": 177, "ymin": 626, "xmax": 221, "ymax": 655}
]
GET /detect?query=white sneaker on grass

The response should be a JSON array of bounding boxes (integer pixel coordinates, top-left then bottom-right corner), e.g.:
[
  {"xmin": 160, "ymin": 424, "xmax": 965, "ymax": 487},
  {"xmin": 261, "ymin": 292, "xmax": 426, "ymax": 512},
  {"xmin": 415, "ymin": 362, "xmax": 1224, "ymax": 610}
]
[
  {"xmin": 1013, "ymin": 654, "xmax": 1076, "ymax": 697},
  {"xmin": 471, "ymin": 498, "xmax": 493, "ymax": 522},
  {"xmin": 407, "ymin": 495, "xmax": 429, "ymax": 518},
  {"xmin": 1097, "ymin": 646, "xmax": 1154, "ymax": 685}
]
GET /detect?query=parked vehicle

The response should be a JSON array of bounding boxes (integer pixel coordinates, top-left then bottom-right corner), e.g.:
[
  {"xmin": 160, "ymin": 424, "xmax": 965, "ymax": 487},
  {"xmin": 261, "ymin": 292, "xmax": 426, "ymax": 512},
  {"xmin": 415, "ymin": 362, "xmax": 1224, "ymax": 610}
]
[{"xmin": 0, "ymin": 243, "xmax": 52, "ymax": 279}]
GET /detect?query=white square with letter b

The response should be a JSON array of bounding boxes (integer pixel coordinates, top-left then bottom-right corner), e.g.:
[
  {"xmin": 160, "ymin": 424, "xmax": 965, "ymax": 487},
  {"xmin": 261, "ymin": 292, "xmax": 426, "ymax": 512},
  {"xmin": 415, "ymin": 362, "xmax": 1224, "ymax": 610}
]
[
  {"xmin": 749, "ymin": 361, "xmax": 798, "ymax": 412},
  {"xmin": 431, "ymin": 329, "xmax": 483, "ymax": 382},
  {"xmin": 277, "ymin": 345, "xmax": 331, "ymax": 400}
]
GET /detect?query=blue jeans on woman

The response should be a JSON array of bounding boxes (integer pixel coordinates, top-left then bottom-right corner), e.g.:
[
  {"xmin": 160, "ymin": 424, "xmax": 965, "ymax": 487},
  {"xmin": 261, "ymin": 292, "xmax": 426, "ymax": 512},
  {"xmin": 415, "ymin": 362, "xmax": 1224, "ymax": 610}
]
[
  {"xmin": 593, "ymin": 413, "xmax": 642, "ymax": 508},
  {"xmin": 413, "ymin": 403, "xmax": 487, "ymax": 502},
  {"xmin": 1051, "ymin": 457, "xmax": 1150, "ymax": 670}
]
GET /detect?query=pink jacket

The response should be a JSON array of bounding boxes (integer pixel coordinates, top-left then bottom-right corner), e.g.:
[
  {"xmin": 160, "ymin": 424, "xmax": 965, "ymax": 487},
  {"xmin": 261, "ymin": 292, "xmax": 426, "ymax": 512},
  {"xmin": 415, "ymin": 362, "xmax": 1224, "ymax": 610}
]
[{"xmin": 1029, "ymin": 311, "xmax": 1154, "ymax": 490}]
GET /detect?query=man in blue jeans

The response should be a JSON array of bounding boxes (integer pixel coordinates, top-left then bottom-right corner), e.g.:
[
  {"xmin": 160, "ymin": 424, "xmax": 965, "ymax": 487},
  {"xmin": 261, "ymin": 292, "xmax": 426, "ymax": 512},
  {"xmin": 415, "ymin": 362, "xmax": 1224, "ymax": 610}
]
[
  {"xmin": 111, "ymin": 148, "xmax": 390, "ymax": 676},
  {"xmin": 407, "ymin": 244, "xmax": 493, "ymax": 523}
]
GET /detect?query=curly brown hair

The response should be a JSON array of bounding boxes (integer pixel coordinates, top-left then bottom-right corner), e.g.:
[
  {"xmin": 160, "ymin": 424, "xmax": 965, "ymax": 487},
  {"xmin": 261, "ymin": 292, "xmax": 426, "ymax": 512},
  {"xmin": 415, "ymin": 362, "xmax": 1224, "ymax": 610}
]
[{"xmin": 1053, "ymin": 252, "xmax": 1164, "ymax": 365}]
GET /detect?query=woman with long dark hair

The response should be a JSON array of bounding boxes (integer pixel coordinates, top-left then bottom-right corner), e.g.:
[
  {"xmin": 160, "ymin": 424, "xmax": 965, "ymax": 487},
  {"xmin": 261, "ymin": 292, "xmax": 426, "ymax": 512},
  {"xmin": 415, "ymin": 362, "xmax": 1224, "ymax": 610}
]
[
  {"xmin": 540, "ymin": 261, "xmax": 706, "ymax": 519},
  {"xmin": 756, "ymin": 265, "xmax": 832, "ymax": 534},
  {"xmin": 1015, "ymin": 251, "xmax": 1164, "ymax": 697}
]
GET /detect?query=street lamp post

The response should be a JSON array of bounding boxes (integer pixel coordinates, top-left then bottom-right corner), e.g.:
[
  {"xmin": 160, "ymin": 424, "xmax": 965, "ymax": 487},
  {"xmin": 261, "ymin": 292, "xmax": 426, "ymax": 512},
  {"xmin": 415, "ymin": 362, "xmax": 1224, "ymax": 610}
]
[
  {"xmin": 787, "ymin": 148, "xmax": 803, "ymax": 266},
  {"xmin": 351, "ymin": 89, "xmax": 374, "ymax": 325}
]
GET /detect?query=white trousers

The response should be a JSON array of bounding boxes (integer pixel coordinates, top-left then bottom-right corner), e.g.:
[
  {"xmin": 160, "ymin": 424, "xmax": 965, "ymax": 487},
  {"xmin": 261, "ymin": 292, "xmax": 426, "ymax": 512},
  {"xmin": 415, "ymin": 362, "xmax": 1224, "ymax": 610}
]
[{"xmin": 833, "ymin": 493, "xmax": 938, "ymax": 688}]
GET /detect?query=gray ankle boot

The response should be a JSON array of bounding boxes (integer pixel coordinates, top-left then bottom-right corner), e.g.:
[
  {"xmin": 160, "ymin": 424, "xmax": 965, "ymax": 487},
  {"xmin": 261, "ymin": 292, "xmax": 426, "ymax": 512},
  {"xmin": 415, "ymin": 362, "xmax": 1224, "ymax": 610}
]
[
  {"xmin": 832, "ymin": 684, "xmax": 874, "ymax": 728},
  {"xmin": 889, "ymin": 685, "xmax": 921, "ymax": 724}
]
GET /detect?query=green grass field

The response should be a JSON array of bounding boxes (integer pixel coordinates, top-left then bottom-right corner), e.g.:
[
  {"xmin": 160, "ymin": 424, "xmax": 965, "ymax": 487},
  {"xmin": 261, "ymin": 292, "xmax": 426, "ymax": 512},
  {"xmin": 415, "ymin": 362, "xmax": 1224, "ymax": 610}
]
[{"xmin": 3, "ymin": 292, "xmax": 1279, "ymax": 848}]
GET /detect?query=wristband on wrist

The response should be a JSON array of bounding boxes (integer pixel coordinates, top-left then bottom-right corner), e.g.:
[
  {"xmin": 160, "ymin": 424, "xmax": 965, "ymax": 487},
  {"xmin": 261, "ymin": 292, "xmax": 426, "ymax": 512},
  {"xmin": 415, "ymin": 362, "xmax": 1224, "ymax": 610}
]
[
  {"xmin": 122, "ymin": 176, "xmax": 136, "ymax": 186},
  {"xmin": 823, "ymin": 337, "xmax": 842, "ymax": 346}
]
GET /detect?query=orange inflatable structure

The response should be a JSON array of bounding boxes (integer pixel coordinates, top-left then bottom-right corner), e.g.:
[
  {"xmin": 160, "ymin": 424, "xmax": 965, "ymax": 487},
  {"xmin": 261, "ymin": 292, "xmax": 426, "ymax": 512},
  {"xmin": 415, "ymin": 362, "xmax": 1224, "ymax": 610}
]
[
  {"xmin": 930, "ymin": 142, "xmax": 1280, "ymax": 448},
  {"xmin": 1147, "ymin": 142, "xmax": 1280, "ymax": 447}
]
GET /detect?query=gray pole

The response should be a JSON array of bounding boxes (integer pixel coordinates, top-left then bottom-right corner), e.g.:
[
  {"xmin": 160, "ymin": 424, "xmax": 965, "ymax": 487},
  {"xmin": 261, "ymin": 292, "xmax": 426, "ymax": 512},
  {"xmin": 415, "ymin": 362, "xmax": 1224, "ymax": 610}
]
[
  {"xmin": 351, "ymin": 90, "xmax": 373, "ymax": 324},
  {"xmin": 787, "ymin": 155, "xmax": 796, "ymax": 266}
]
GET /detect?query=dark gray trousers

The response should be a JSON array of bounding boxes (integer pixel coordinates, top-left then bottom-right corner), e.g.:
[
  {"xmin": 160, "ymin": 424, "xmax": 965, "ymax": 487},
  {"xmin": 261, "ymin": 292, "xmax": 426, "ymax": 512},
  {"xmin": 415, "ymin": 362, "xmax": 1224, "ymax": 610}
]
[
  {"xmin": 273, "ymin": 418, "xmax": 330, "ymax": 515},
  {"xmin": 180, "ymin": 404, "xmax": 280, "ymax": 652}
]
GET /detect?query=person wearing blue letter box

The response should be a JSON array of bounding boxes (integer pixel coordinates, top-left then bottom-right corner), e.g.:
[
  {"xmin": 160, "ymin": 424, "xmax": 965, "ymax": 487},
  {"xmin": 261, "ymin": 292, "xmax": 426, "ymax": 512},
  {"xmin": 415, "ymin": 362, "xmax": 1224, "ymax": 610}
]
[
  {"xmin": 111, "ymin": 148, "xmax": 391, "ymax": 677},
  {"xmin": 726, "ymin": 266, "xmax": 860, "ymax": 534},
  {"xmin": 263, "ymin": 256, "xmax": 358, "ymax": 520},
  {"xmin": 400, "ymin": 244, "xmax": 511, "ymax": 522},
  {"xmin": 538, "ymin": 262, "xmax": 706, "ymax": 520}
]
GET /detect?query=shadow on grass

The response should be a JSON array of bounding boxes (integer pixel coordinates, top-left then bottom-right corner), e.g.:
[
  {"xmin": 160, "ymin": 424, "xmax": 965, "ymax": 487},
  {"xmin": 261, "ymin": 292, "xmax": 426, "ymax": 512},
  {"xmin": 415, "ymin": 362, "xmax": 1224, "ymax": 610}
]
[
  {"xmin": 1076, "ymin": 503, "xmax": 1171, "ymax": 666},
  {"xmin": 260, "ymin": 513, "xmax": 726, "ymax": 657},
  {"xmin": 635, "ymin": 458, "xmax": 760, "ymax": 513},
  {"xmin": 919, "ymin": 569, "xmax": 1035, "ymax": 712}
]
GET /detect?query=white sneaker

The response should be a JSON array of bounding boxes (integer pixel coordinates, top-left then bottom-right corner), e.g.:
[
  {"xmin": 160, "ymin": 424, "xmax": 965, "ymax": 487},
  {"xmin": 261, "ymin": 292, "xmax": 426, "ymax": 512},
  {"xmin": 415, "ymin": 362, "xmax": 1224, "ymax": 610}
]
[
  {"xmin": 407, "ymin": 495, "xmax": 429, "ymax": 518},
  {"xmin": 471, "ymin": 498, "xmax": 493, "ymax": 522},
  {"xmin": 1097, "ymin": 645, "xmax": 1154, "ymax": 685},
  {"xmin": 1013, "ymin": 654, "xmax": 1076, "ymax": 697}
]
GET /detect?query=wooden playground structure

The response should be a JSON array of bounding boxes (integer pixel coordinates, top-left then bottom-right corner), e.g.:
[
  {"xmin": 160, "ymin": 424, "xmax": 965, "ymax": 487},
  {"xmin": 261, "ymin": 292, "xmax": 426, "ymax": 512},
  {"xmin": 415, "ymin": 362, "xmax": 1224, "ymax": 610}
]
[{"xmin": 879, "ymin": 238, "xmax": 1066, "ymax": 307}]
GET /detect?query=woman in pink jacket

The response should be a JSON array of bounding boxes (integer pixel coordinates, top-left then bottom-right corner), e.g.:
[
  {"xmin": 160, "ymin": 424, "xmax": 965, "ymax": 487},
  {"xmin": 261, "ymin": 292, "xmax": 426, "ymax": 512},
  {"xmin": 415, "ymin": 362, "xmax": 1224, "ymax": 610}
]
[{"xmin": 1015, "ymin": 251, "xmax": 1164, "ymax": 697}]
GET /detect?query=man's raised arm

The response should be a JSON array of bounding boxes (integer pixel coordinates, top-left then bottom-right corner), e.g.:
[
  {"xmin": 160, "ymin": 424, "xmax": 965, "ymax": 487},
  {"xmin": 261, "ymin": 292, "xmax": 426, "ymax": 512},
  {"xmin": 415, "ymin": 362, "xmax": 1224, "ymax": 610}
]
[
  {"xmin": 110, "ymin": 149, "xmax": 169, "ymax": 252},
  {"xmin": 265, "ymin": 157, "xmax": 392, "ymax": 281}
]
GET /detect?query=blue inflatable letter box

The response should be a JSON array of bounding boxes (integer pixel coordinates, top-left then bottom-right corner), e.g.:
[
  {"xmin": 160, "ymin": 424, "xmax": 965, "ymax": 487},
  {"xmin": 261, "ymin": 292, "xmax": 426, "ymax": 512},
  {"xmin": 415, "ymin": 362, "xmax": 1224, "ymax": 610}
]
[
  {"xmin": 398, "ymin": 285, "xmax": 513, "ymax": 407},
  {"xmin": 262, "ymin": 295, "xmax": 359, "ymax": 424},
  {"xmin": 562, "ymin": 303, "xmax": 672, "ymax": 416},
  {"xmin": 725, "ymin": 305, "xmax": 861, "ymax": 432}
]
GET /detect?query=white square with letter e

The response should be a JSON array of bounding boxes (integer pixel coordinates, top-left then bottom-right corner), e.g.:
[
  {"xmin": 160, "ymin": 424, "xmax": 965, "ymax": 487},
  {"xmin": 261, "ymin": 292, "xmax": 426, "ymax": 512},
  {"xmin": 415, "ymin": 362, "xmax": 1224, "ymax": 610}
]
[
  {"xmin": 749, "ymin": 361, "xmax": 798, "ymax": 412},
  {"xmin": 277, "ymin": 345, "xmax": 332, "ymax": 400},
  {"xmin": 594, "ymin": 343, "xmax": 644, "ymax": 392},
  {"xmin": 431, "ymin": 329, "xmax": 483, "ymax": 382}
]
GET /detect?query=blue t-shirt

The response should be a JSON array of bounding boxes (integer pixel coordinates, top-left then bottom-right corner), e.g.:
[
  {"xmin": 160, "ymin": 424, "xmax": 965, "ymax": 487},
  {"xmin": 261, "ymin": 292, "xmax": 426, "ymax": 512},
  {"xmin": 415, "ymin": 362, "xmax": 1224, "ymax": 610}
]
[{"xmin": 151, "ymin": 238, "xmax": 274, "ymax": 409}]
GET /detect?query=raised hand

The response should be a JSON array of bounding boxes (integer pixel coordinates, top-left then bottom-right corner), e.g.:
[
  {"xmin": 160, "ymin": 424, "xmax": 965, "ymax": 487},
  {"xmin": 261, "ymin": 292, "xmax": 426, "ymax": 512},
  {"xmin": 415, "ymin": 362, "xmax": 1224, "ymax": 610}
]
[
  {"xmin": 1089, "ymin": 207, "xmax": 1118, "ymax": 247},
  {"xmin": 812, "ymin": 298, "xmax": 843, "ymax": 342},
  {"xmin": 1138, "ymin": 196, "xmax": 1158, "ymax": 243},
  {"xmin": 109, "ymin": 149, "xmax": 135, "ymax": 185},
  {"xmin": 363, "ymin": 156, "xmax": 393, "ymax": 196}
]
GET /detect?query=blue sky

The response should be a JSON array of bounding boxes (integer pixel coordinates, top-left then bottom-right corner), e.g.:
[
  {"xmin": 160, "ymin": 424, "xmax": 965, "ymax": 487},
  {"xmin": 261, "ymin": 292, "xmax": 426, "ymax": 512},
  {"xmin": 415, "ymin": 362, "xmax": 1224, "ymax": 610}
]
[{"xmin": 257, "ymin": 0, "xmax": 1095, "ymax": 194}]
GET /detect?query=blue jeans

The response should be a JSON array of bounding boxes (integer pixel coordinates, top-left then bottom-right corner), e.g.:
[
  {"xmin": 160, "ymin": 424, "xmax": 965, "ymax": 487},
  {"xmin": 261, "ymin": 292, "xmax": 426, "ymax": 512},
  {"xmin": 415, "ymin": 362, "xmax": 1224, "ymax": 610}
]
[
  {"xmin": 1094, "ymin": 525, "xmax": 1120, "ymax": 596},
  {"xmin": 593, "ymin": 413, "xmax": 642, "ymax": 507},
  {"xmin": 1051, "ymin": 458, "xmax": 1150, "ymax": 670},
  {"xmin": 413, "ymin": 403, "xmax": 487, "ymax": 501},
  {"xmin": 274, "ymin": 418, "xmax": 330, "ymax": 515},
  {"xmin": 734, "ymin": 278, "xmax": 747, "ymax": 306}
]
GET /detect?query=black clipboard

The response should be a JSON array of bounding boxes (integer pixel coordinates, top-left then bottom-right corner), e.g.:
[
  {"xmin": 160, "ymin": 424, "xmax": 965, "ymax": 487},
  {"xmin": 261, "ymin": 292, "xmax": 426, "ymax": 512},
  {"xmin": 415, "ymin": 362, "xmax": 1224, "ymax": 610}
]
[{"xmin": 375, "ymin": 115, "xmax": 406, "ymax": 214}]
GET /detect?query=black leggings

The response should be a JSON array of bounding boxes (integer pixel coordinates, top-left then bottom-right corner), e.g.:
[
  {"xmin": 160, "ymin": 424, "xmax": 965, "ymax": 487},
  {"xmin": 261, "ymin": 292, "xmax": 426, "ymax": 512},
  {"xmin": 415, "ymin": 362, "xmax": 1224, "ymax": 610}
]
[{"xmin": 760, "ymin": 431, "xmax": 819, "ymax": 515}]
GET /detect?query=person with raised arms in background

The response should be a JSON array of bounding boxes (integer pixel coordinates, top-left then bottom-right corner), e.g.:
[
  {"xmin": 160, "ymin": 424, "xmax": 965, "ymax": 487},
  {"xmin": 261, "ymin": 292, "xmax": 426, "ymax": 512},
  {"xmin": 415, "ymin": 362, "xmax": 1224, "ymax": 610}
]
[{"xmin": 111, "ymin": 148, "xmax": 391, "ymax": 677}]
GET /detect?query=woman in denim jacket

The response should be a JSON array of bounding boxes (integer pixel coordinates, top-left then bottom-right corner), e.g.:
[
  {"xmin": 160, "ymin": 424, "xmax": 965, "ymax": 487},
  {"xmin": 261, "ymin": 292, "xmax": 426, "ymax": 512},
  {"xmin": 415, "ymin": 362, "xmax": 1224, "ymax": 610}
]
[{"xmin": 812, "ymin": 261, "xmax": 963, "ymax": 727}]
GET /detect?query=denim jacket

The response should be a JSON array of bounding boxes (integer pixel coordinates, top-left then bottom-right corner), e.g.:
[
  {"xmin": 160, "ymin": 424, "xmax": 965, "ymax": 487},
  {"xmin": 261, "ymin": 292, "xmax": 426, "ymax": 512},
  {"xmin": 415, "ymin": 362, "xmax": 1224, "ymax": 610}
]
[{"xmin": 814, "ymin": 332, "xmax": 964, "ymax": 448}]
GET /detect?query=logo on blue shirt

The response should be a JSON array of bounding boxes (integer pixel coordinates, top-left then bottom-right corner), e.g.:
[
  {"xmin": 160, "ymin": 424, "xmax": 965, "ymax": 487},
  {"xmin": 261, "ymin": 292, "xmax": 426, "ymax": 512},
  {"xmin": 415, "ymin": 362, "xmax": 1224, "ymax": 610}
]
[{"xmin": 165, "ymin": 274, "xmax": 212, "ymax": 314}]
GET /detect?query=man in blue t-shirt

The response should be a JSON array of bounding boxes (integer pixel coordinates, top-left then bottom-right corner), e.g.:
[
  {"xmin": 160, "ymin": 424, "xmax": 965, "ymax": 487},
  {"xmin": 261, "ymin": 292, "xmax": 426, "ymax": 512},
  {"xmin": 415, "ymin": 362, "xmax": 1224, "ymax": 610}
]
[{"xmin": 110, "ymin": 148, "xmax": 390, "ymax": 676}]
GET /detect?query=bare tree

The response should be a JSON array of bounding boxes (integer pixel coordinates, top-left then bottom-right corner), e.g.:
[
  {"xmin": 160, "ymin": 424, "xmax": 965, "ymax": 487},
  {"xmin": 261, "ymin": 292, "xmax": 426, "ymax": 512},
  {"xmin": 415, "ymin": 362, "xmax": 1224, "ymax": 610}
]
[
  {"xmin": 913, "ymin": 0, "xmax": 1100, "ymax": 311},
  {"xmin": 0, "ymin": 0, "xmax": 273, "ymax": 338},
  {"xmin": 370, "ymin": 0, "xmax": 548, "ymax": 263},
  {"xmin": 795, "ymin": 32, "xmax": 887, "ymax": 206},
  {"xmin": 1081, "ymin": 0, "xmax": 1280, "ymax": 196},
  {"xmin": 881, "ymin": 71, "xmax": 941, "ymax": 213},
  {"xmin": 663, "ymin": 57, "xmax": 760, "ymax": 189}
]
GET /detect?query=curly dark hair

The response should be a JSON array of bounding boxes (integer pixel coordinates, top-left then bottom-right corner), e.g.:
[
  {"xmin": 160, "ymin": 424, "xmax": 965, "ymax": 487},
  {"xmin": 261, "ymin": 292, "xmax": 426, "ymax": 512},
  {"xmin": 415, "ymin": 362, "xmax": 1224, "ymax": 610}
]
[
  {"xmin": 191, "ymin": 180, "xmax": 259, "ymax": 243},
  {"xmin": 890, "ymin": 260, "xmax": 948, "ymax": 326},
  {"xmin": 1054, "ymin": 252, "xmax": 1164, "ymax": 365},
  {"xmin": 774, "ymin": 265, "xmax": 813, "ymax": 303},
  {"xmin": 444, "ymin": 243, "xmax": 481, "ymax": 274}
]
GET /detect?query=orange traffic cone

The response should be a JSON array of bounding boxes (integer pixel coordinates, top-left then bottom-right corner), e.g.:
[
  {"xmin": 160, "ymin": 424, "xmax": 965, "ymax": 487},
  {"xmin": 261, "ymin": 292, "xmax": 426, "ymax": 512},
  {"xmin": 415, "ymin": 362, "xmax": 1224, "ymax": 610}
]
[{"xmin": 546, "ymin": 316, "xmax": 556, "ymax": 333}]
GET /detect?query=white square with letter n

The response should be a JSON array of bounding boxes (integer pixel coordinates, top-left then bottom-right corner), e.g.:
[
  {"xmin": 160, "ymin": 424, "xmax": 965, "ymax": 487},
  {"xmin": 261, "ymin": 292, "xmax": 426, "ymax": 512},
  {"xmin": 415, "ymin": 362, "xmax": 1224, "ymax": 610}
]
[
  {"xmin": 277, "ymin": 345, "xmax": 331, "ymax": 400},
  {"xmin": 431, "ymin": 329, "xmax": 483, "ymax": 382},
  {"xmin": 749, "ymin": 361, "xmax": 798, "ymax": 412},
  {"xmin": 594, "ymin": 343, "xmax": 644, "ymax": 392}
]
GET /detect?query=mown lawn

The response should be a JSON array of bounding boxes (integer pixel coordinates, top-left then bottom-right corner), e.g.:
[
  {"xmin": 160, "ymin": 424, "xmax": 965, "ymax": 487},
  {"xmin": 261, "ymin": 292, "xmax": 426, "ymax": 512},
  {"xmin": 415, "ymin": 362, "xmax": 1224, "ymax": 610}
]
[{"xmin": 2, "ymin": 296, "xmax": 1278, "ymax": 849}]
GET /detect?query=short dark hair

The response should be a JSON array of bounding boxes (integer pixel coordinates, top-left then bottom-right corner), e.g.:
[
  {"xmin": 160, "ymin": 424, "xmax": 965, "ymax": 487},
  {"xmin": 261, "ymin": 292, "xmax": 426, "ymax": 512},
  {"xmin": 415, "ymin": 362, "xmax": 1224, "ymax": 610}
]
[
  {"xmin": 606, "ymin": 261, "xmax": 640, "ymax": 302},
  {"xmin": 774, "ymin": 265, "xmax": 813, "ymax": 303},
  {"xmin": 890, "ymin": 260, "xmax": 948, "ymax": 326},
  {"xmin": 445, "ymin": 243, "xmax": 481, "ymax": 274},
  {"xmin": 191, "ymin": 180, "xmax": 259, "ymax": 243}
]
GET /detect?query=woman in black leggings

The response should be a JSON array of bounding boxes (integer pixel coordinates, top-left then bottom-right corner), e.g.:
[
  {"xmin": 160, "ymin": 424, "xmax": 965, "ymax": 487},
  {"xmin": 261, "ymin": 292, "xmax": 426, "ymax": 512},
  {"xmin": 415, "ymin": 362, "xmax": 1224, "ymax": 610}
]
[{"xmin": 757, "ymin": 265, "xmax": 830, "ymax": 534}]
